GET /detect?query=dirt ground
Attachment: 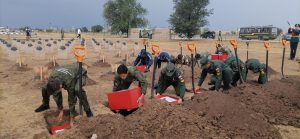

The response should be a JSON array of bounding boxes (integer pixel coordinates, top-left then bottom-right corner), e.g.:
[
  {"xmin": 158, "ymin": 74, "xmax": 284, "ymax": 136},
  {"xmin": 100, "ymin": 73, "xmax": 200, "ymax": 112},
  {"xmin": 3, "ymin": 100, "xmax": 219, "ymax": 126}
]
[{"xmin": 0, "ymin": 33, "xmax": 300, "ymax": 139}]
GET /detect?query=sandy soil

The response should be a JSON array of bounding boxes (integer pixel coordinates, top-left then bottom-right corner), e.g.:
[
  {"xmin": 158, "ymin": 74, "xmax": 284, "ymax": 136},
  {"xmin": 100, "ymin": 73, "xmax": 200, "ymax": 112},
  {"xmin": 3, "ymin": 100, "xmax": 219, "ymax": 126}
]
[{"xmin": 0, "ymin": 33, "xmax": 299, "ymax": 139}]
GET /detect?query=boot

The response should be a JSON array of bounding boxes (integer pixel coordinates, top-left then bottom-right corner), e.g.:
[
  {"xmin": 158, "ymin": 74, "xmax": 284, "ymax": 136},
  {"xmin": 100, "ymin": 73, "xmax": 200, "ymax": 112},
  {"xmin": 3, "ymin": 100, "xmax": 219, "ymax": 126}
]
[
  {"xmin": 86, "ymin": 110, "xmax": 94, "ymax": 118},
  {"xmin": 231, "ymin": 82, "xmax": 237, "ymax": 87},
  {"xmin": 35, "ymin": 104, "xmax": 49, "ymax": 112},
  {"xmin": 209, "ymin": 86, "xmax": 215, "ymax": 90}
]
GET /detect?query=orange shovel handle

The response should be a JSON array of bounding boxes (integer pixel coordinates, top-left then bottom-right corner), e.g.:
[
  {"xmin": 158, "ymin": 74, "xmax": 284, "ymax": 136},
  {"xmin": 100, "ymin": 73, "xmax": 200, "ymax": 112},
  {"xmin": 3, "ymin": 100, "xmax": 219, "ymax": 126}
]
[
  {"xmin": 142, "ymin": 39, "xmax": 148, "ymax": 46},
  {"xmin": 178, "ymin": 41, "xmax": 183, "ymax": 47},
  {"xmin": 187, "ymin": 43, "xmax": 196, "ymax": 53},
  {"xmin": 264, "ymin": 41, "xmax": 271, "ymax": 50},
  {"xmin": 73, "ymin": 45, "xmax": 87, "ymax": 62},
  {"xmin": 151, "ymin": 45, "xmax": 161, "ymax": 56},
  {"xmin": 281, "ymin": 40, "xmax": 288, "ymax": 48},
  {"xmin": 229, "ymin": 40, "xmax": 238, "ymax": 48}
]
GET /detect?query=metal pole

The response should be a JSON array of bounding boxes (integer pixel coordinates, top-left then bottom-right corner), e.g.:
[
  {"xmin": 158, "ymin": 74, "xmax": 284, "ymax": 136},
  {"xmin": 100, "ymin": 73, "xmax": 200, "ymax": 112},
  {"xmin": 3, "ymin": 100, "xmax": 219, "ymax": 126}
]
[
  {"xmin": 180, "ymin": 46, "xmax": 183, "ymax": 55},
  {"xmin": 151, "ymin": 56, "xmax": 157, "ymax": 99},
  {"xmin": 246, "ymin": 42, "xmax": 249, "ymax": 60},
  {"xmin": 191, "ymin": 53, "xmax": 195, "ymax": 93},
  {"xmin": 234, "ymin": 48, "xmax": 244, "ymax": 83},
  {"xmin": 281, "ymin": 48, "xmax": 285, "ymax": 78},
  {"xmin": 78, "ymin": 62, "xmax": 83, "ymax": 115},
  {"xmin": 266, "ymin": 50, "xmax": 269, "ymax": 82},
  {"xmin": 180, "ymin": 46, "xmax": 183, "ymax": 67}
]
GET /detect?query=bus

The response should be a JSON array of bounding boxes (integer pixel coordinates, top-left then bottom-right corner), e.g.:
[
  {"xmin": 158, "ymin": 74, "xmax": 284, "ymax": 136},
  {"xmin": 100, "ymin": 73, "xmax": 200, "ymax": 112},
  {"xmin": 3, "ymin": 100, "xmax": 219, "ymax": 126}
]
[{"xmin": 239, "ymin": 26, "xmax": 281, "ymax": 40}]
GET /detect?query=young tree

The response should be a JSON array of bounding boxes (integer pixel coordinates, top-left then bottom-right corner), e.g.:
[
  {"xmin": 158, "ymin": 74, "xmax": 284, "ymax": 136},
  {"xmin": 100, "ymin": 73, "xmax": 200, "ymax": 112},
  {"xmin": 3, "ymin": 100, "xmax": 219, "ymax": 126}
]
[
  {"xmin": 169, "ymin": 0, "xmax": 212, "ymax": 39},
  {"xmin": 91, "ymin": 25, "xmax": 104, "ymax": 33},
  {"xmin": 103, "ymin": 0, "xmax": 148, "ymax": 37},
  {"xmin": 81, "ymin": 27, "xmax": 89, "ymax": 32}
]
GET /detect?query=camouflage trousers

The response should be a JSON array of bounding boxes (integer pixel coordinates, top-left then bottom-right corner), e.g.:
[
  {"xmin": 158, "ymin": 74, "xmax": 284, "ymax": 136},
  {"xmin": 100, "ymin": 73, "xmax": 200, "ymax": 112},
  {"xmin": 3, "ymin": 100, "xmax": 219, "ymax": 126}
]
[
  {"xmin": 156, "ymin": 80, "xmax": 186, "ymax": 99},
  {"xmin": 41, "ymin": 77, "xmax": 91, "ymax": 117}
]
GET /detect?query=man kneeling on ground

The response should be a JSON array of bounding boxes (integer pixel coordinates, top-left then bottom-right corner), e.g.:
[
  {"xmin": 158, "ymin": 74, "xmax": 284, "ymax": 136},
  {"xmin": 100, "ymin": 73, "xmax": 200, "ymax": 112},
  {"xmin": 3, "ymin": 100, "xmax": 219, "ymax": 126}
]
[
  {"xmin": 155, "ymin": 63, "xmax": 186, "ymax": 103},
  {"xmin": 113, "ymin": 64, "xmax": 147, "ymax": 106}
]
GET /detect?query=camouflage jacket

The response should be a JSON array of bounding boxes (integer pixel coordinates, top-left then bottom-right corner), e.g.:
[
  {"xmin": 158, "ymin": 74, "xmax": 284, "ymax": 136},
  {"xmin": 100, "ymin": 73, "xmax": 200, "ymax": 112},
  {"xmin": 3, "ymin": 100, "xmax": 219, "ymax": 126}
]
[{"xmin": 113, "ymin": 67, "xmax": 147, "ymax": 95}]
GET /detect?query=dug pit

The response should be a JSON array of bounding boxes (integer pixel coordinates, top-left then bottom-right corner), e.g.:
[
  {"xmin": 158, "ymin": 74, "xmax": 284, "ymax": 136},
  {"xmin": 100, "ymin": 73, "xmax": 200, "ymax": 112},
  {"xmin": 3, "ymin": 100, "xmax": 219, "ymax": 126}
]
[{"xmin": 44, "ymin": 110, "xmax": 71, "ymax": 134}]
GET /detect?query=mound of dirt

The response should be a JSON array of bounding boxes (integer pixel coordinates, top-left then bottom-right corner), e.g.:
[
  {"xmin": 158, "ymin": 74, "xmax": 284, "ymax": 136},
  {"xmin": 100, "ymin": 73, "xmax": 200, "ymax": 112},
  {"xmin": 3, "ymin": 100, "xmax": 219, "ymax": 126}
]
[
  {"xmin": 55, "ymin": 76, "xmax": 300, "ymax": 139},
  {"xmin": 59, "ymin": 101, "xmax": 218, "ymax": 139},
  {"xmin": 92, "ymin": 61, "xmax": 111, "ymax": 67},
  {"xmin": 184, "ymin": 92, "xmax": 280, "ymax": 138},
  {"xmin": 228, "ymin": 76, "xmax": 300, "ymax": 127}
]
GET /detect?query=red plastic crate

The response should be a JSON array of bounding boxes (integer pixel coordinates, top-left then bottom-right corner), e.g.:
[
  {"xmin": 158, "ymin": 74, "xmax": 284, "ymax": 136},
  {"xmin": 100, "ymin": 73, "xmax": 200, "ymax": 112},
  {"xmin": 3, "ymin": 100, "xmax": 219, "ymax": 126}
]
[
  {"xmin": 211, "ymin": 54, "xmax": 227, "ymax": 61},
  {"xmin": 219, "ymin": 54, "xmax": 228, "ymax": 61},
  {"xmin": 107, "ymin": 87, "xmax": 143, "ymax": 110},
  {"xmin": 154, "ymin": 94, "xmax": 179, "ymax": 104},
  {"xmin": 136, "ymin": 65, "xmax": 146, "ymax": 72},
  {"xmin": 211, "ymin": 54, "xmax": 219, "ymax": 60},
  {"xmin": 50, "ymin": 123, "xmax": 71, "ymax": 135}
]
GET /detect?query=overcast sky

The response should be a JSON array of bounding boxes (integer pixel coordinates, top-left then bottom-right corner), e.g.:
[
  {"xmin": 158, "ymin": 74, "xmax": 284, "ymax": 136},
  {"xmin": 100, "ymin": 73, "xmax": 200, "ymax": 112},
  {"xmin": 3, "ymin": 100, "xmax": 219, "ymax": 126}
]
[{"xmin": 0, "ymin": 0, "xmax": 299, "ymax": 31}]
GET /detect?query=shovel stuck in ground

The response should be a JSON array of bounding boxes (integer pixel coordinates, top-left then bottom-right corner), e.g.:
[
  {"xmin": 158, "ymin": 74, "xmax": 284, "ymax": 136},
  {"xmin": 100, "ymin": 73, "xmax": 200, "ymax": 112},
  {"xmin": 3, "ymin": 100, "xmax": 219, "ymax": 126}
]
[
  {"xmin": 281, "ymin": 40, "xmax": 288, "ymax": 78},
  {"xmin": 230, "ymin": 39, "xmax": 244, "ymax": 84},
  {"xmin": 264, "ymin": 41, "xmax": 271, "ymax": 82},
  {"xmin": 151, "ymin": 44, "xmax": 161, "ymax": 99},
  {"xmin": 72, "ymin": 45, "xmax": 87, "ymax": 115},
  {"xmin": 187, "ymin": 42, "xmax": 196, "ymax": 94}
]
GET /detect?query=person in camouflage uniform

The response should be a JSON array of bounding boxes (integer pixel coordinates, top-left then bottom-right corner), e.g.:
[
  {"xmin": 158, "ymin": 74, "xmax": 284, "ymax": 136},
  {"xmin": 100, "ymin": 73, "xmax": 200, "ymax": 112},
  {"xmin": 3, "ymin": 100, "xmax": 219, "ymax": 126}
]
[
  {"xmin": 156, "ymin": 63, "xmax": 186, "ymax": 103},
  {"xmin": 35, "ymin": 63, "xmax": 93, "ymax": 120},
  {"xmin": 113, "ymin": 64, "xmax": 147, "ymax": 105},
  {"xmin": 224, "ymin": 56, "xmax": 246, "ymax": 86},
  {"xmin": 215, "ymin": 44, "xmax": 233, "ymax": 58},
  {"xmin": 197, "ymin": 57, "xmax": 233, "ymax": 91},
  {"xmin": 245, "ymin": 59, "xmax": 267, "ymax": 84}
]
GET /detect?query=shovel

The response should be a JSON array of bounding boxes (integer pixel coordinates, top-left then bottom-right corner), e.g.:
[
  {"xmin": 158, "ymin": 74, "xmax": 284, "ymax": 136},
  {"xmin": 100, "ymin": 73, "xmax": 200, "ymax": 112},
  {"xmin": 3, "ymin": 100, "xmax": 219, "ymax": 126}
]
[
  {"xmin": 230, "ymin": 40, "xmax": 244, "ymax": 83},
  {"xmin": 150, "ymin": 44, "xmax": 161, "ymax": 99},
  {"xmin": 73, "ymin": 45, "xmax": 87, "ymax": 115},
  {"xmin": 264, "ymin": 41, "xmax": 271, "ymax": 82},
  {"xmin": 246, "ymin": 41, "xmax": 249, "ymax": 60},
  {"xmin": 178, "ymin": 41, "xmax": 183, "ymax": 67},
  {"xmin": 187, "ymin": 42, "xmax": 196, "ymax": 94},
  {"xmin": 281, "ymin": 40, "xmax": 288, "ymax": 78}
]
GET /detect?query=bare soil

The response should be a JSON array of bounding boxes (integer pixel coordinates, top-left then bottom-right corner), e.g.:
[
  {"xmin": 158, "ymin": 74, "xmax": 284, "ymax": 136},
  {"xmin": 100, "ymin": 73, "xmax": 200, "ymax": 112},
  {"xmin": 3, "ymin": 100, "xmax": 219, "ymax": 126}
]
[{"xmin": 0, "ymin": 33, "xmax": 300, "ymax": 139}]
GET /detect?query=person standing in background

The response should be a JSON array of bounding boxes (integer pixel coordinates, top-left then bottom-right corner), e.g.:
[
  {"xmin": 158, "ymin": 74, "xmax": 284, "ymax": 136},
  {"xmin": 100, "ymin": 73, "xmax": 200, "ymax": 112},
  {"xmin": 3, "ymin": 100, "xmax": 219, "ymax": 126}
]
[
  {"xmin": 289, "ymin": 24, "xmax": 299, "ymax": 60},
  {"xmin": 61, "ymin": 29, "xmax": 64, "ymax": 40},
  {"xmin": 77, "ymin": 28, "xmax": 81, "ymax": 39}
]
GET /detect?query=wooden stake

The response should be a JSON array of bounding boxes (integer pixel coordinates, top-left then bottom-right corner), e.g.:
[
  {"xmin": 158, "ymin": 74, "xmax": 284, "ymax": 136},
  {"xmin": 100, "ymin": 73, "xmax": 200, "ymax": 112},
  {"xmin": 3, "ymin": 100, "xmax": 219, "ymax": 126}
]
[
  {"xmin": 52, "ymin": 56, "xmax": 56, "ymax": 67},
  {"xmin": 18, "ymin": 55, "xmax": 22, "ymax": 67},
  {"xmin": 40, "ymin": 66, "xmax": 43, "ymax": 80},
  {"xmin": 118, "ymin": 51, "xmax": 121, "ymax": 57},
  {"xmin": 111, "ymin": 64, "xmax": 114, "ymax": 73},
  {"xmin": 115, "ymin": 64, "xmax": 119, "ymax": 72}
]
